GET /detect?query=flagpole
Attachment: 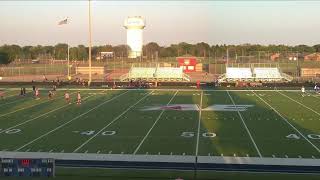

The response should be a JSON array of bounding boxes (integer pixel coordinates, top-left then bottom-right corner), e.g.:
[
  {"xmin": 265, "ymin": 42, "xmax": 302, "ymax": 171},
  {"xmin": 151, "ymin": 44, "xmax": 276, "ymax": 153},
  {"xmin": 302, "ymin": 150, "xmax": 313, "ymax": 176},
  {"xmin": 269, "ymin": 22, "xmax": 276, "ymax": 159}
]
[
  {"xmin": 67, "ymin": 44, "xmax": 70, "ymax": 79},
  {"xmin": 88, "ymin": 0, "xmax": 92, "ymax": 86}
]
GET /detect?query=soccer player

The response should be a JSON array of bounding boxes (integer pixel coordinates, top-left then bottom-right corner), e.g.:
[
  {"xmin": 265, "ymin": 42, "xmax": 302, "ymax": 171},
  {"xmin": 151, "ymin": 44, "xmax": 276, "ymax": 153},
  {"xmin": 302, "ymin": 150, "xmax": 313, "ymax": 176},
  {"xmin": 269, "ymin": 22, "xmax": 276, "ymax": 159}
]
[
  {"xmin": 301, "ymin": 86, "xmax": 306, "ymax": 97},
  {"xmin": 77, "ymin": 91, "xmax": 81, "ymax": 105},
  {"xmin": 20, "ymin": 88, "xmax": 24, "ymax": 96},
  {"xmin": 35, "ymin": 88, "xmax": 40, "ymax": 100},
  {"xmin": 48, "ymin": 91, "xmax": 53, "ymax": 100},
  {"xmin": 0, "ymin": 90, "xmax": 4, "ymax": 100},
  {"xmin": 23, "ymin": 87, "xmax": 26, "ymax": 96},
  {"xmin": 64, "ymin": 92, "xmax": 71, "ymax": 104}
]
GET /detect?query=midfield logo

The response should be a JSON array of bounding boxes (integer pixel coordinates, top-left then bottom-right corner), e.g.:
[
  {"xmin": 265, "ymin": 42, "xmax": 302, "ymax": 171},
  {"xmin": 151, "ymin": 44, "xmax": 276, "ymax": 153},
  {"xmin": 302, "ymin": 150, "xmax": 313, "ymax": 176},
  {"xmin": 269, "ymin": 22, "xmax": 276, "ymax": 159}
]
[
  {"xmin": 203, "ymin": 104, "xmax": 254, "ymax": 111},
  {"xmin": 141, "ymin": 104, "xmax": 253, "ymax": 111}
]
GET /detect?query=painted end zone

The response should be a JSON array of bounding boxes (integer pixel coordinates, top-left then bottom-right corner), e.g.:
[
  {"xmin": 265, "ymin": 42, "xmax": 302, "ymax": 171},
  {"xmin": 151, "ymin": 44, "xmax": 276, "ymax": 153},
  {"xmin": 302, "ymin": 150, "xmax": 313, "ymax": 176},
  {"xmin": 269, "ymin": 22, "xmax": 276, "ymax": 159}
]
[{"xmin": 0, "ymin": 151, "xmax": 319, "ymax": 174}]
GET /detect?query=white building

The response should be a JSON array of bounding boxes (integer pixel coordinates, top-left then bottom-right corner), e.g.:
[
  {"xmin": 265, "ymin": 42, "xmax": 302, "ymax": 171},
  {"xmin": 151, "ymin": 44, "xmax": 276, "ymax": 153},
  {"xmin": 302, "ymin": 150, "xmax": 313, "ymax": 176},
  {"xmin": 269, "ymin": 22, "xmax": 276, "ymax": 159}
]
[{"xmin": 124, "ymin": 16, "xmax": 145, "ymax": 58}]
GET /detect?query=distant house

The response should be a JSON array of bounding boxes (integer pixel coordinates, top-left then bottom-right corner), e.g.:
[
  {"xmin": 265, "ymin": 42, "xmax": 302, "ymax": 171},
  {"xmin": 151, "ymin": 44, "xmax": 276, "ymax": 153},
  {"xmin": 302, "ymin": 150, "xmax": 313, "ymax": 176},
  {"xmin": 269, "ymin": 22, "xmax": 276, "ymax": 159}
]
[
  {"xmin": 96, "ymin": 52, "xmax": 114, "ymax": 60},
  {"xmin": 304, "ymin": 53, "xmax": 320, "ymax": 61},
  {"xmin": 287, "ymin": 53, "xmax": 298, "ymax": 61},
  {"xmin": 270, "ymin": 53, "xmax": 280, "ymax": 61}
]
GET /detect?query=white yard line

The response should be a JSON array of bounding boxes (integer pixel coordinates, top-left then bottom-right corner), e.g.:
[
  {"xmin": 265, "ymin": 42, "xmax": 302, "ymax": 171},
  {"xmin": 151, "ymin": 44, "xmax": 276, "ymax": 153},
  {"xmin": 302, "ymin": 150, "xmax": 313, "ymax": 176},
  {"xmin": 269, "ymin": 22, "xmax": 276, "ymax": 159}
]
[
  {"xmin": 133, "ymin": 90, "xmax": 178, "ymax": 154},
  {"xmin": 0, "ymin": 93, "xmax": 96, "ymax": 134},
  {"xmin": 278, "ymin": 91, "xmax": 320, "ymax": 117},
  {"xmin": 0, "ymin": 97, "xmax": 27, "ymax": 106},
  {"xmin": 14, "ymin": 91, "xmax": 129, "ymax": 151},
  {"xmin": 227, "ymin": 91, "xmax": 262, "ymax": 157},
  {"xmin": 6, "ymin": 88, "xmax": 301, "ymax": 92},
  {"xmin": 73, "ymin": 91, "xmax": 154, "ymax": 153},
  {"xmin": 0, "ymin": 91, "xmax": 77, "ymax": 118},
  {"xmin": 252, "ymin": 91, "xmax": 320, "ymax": 153},
  {"xmin": 195, "ymin": 91, "xmax": 203, "ymax": 157}
]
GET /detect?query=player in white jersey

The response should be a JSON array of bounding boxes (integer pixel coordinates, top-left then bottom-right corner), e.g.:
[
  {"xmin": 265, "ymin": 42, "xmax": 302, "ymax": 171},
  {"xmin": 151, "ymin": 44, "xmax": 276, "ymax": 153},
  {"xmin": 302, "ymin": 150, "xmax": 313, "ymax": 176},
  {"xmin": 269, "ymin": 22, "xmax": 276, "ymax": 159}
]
[
  {"xmin": 77, "ymin": 91, "xmax": 81, "ymax": 105},
  {"xmin": 301, "ymin": 86, "xmax": 306, "ymax": 97},
  {"xmin": 35, "ymin": 88, "xmax": 40, "ymax": 100},
  {"xmin": 64, "ymin": 92, "xmax": 71, "ymax": 104}
]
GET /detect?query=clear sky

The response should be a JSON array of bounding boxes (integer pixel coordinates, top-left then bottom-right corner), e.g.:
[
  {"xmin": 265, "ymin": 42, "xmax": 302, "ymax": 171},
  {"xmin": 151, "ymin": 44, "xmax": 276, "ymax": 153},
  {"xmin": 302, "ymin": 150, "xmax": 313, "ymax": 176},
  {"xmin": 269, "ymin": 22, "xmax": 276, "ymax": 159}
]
[{"xmin": 0, "ymin": 1, "xmax": 319, "ymax": 46}]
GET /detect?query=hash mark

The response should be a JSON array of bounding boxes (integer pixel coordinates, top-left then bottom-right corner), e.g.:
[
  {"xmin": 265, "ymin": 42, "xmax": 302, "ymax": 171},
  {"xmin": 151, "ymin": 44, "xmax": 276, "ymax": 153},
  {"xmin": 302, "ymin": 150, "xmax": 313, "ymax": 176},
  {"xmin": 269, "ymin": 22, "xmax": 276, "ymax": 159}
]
[
  {"xmin": 49, "ymin": 149, "xmax": 53, "ymax": 153},
  {"xmin": 108, "ymin": 150, "xmax": 112, "ymax": 154}
]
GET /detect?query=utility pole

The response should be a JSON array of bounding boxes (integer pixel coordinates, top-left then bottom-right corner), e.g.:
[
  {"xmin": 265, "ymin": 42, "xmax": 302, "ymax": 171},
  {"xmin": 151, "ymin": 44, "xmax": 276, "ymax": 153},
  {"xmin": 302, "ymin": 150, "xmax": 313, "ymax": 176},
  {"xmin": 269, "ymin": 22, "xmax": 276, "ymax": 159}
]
[
  {"xmin": 88, "ymin": 0, "xmax": 92, "ymax": 86},
  {"xmin": 67, "ymin": 44, "xmax": 70, "ymax": 79},
  {"xmin": 226, "ymin": 48, "xmax": 229, "ymax": 65}
]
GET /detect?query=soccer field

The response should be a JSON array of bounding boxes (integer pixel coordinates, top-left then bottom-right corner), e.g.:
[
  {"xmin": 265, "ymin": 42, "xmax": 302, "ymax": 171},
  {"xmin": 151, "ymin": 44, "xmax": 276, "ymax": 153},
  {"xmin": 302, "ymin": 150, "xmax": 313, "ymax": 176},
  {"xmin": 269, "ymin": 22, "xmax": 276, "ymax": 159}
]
[{"xmin": 0, "ymin": 88, "xmax": 320, "ymax": 159}]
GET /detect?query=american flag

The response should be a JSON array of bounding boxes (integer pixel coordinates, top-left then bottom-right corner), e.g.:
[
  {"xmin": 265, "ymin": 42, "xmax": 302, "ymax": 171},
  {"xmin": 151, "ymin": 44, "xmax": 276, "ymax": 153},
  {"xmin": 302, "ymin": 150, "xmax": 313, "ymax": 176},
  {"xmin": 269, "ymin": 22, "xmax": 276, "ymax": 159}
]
[{"xmin": 58, "ymin": 18, "xmax": 68, "ymax": 25}]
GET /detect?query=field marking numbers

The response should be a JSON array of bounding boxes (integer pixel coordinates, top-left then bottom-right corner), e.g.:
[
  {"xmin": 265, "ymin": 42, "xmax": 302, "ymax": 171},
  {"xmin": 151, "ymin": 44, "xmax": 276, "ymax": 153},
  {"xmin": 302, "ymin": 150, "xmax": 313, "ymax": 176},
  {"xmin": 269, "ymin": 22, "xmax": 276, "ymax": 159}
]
[
  {"xmin": 133, "ymin": 91, "xmax": 178, "ymax": 154},
  {"xmin": 278, "ymin": 91, "xmax": 320, "ymax": 117},
  {"xmin": 195, "ymin": 91, "xmax": 203, "ymax": 157},
  {"xmin": 75, "ymin": 130, "xmax": 116, "ymax": 136},
  {"xmin": 0, "ymin": 128, "xmax": 21, "ymax": 135},
  {"xmin": 15, "ymin": 91, "xmax": 129, "ymax": 151},
  {"xmin": 73, "ymin": 91, "xmax": 153, "ymax": 153},
  {"xmin": 252, "ymin": 90, "xmax": 320, "ymax": 153},
  {"xmin": 286, "ymin": 133, "xmax": 320, "ymax": 140},
  {"xmin": 286, "ymin": 134, "xmax": 300, "ymax": 139},
  {"xmin": 181, "ymin": 132, "xmax": 195, "ymax": 138},
  {"xmin": 0, "ymin": 93, "xmax": 95, "ymax": 134},
  {"xmin": 308, "ymin": 134, "xmax": 320, "ymax": 139},
  {"xmin": 227, "ymin": 91, "xmax": 262, "ymax": 157},
  {"xmin": 181, "ymin": 132, "xmax": 216, "ymax": 138}
]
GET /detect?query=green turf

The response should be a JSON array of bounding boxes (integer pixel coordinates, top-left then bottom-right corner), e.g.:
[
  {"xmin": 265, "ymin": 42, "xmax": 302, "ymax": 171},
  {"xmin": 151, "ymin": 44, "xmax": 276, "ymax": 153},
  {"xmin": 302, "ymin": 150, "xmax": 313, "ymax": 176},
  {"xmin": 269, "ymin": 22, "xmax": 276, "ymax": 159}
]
[
  {"xmin": 1, "ymin": 89, "xmax": 320, "ymax": 156},
  {"xmin": 1, "ymin": 88, "xmax": 320, "ymax": 178}
]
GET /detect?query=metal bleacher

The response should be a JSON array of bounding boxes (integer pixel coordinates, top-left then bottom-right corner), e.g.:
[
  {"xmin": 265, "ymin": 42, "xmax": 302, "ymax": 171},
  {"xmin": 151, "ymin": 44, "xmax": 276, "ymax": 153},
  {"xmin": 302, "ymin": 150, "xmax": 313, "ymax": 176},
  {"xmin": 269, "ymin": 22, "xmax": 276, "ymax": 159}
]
[
  {"xmin": 120, "ymin": 66, "xmax": 190, "ymax": 82},
  {"xmin": 219, "ymin": 65, "xmax": 293, "ymax": 82}
]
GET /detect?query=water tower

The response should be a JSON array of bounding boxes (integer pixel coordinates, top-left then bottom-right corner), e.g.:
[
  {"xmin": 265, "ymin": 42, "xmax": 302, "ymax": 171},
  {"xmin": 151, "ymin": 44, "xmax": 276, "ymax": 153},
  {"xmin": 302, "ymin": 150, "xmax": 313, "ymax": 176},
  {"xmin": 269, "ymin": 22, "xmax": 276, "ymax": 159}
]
[{"xmin": 124, "ymin": 16, "xmax": 145, "ymax": 58}]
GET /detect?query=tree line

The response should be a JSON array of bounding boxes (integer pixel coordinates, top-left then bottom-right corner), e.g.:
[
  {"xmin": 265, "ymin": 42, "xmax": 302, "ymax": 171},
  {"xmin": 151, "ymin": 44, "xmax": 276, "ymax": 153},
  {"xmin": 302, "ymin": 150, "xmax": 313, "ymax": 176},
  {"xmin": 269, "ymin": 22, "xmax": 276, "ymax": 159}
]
[{"xmin": 1, "ymin": 42, "xmax": 320, "ymax": 64}]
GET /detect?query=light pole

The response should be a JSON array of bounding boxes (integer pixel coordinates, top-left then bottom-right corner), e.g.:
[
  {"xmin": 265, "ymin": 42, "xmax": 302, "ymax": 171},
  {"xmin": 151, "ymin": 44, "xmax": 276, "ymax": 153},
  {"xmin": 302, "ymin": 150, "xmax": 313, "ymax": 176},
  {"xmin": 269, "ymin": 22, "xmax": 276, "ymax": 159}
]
[
  {"xmin": 67, "ymin": 44, "xmax": 70, "ymax": 79},
  {"xmin": 88, "ymin": 0, "xmax": 92, "ymax": 86}
]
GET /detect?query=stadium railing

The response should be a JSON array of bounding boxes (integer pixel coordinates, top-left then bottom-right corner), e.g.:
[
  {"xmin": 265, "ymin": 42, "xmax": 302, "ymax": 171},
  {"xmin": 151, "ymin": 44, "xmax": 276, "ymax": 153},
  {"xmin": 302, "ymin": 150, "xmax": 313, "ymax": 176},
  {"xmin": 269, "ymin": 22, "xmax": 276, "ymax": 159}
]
[{"xmin": 0, "ymin": 151, "xmax": 319, "ymax": 174}]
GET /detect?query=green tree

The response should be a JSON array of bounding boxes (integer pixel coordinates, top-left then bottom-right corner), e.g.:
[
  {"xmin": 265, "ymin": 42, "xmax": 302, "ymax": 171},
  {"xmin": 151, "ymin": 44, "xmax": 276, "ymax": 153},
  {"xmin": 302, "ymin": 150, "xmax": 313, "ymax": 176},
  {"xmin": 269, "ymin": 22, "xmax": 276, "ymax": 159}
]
[
  {"xmin": 77, "ymin": 45, "xmax": 88, "ymax": 61},
  {"xmin": 54, "ymin": 43, "xmax": 68, "ymax": 60},
  {"xmin": 0, "ymin": 51, "xmax": 10, "ymax": 64}
]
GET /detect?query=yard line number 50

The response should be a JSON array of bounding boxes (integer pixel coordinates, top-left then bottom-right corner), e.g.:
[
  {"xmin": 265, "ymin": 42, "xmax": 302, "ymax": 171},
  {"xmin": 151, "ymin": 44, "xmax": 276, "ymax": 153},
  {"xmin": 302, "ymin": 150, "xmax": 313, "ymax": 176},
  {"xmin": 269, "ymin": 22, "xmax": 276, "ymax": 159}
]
[{"xmin": 181, "ymin": 132, "xmax": 216, "ymax": 138}]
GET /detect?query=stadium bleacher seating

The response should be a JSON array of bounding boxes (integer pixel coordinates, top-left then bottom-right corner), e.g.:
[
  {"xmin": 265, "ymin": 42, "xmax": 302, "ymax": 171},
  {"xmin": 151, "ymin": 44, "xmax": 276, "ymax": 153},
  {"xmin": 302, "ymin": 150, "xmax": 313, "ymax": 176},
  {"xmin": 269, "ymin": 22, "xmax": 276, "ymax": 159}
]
[
  {"xmin": 120, "ymin": 67, "xmax": 190, "ymax": 81},
  {"xmin": 226, "ymin": 67, "xmax": 252, "ymax": 80},
  {"xmin": 253, "ymin": 68, "xmax": 282, "ymax": 80},
  {"xmin": 219, "ymin": 67, "xmax": 292, "ymax": 82},
  {"xmin": 129, "ymin": 67, "xmax": 156, "ymax": 79}
]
